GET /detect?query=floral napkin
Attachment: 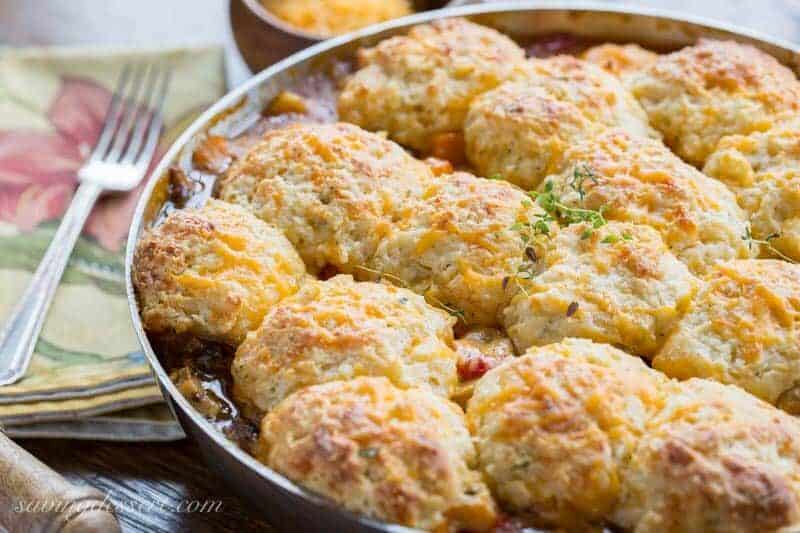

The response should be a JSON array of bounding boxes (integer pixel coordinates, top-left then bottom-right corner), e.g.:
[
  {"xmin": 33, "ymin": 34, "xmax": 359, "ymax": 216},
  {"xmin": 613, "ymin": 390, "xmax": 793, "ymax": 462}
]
[{"xmin": 0, "ymin": 45, "xmax": 226, "ymax": 439}]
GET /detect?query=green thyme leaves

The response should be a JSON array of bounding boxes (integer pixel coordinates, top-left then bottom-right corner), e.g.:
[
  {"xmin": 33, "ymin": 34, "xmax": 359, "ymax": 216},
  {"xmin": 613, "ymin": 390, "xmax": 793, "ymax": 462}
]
[
  {"xmin": 359, "ymin": 447, "xmax": 379, "ymax": 459},
  {"xmin": 509, "ymin": 164, "xmax": 633, "ymax": 291},
  {"xmin": 742, "ymin": 227, "xmax": 797, "ymax": 264},
  {"xmin": 439, "ymin": 302, "xmax": 467, "ymax": 324},
  {"xmin": 601, "ymin": 232, "xmax": 633, "ymax": 245},
  {"xmin": 526, "ymin": 176, "xmax": 610, "ymax": 239},
  {"xmin": 569, "ymin": 163, "xmax": 598, "ymax": 202}
]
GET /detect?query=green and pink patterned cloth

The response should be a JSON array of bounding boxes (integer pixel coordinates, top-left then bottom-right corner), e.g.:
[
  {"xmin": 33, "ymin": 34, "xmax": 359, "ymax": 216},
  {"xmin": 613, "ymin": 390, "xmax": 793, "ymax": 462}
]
[{"xmin": 0, "ymin": 45, "xmax": 225, "ymax": 440}]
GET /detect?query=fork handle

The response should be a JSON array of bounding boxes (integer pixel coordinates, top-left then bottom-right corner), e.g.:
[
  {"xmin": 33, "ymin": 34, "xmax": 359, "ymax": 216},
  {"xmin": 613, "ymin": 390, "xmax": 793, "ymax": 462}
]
[{"xmin": 0, "ymin": 182, "xmax": 103, "ymax": 386}]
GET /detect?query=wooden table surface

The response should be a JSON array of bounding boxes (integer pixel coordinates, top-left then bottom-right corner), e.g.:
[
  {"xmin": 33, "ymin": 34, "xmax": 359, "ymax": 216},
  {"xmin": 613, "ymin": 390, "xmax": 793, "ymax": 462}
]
[
  {"xmin": 3, "ymin": 1, "xmax": 800, "ymax": 532},
  {"xmin": 20, "ymin": 438, "xmax": 275, "ymax": 533}
]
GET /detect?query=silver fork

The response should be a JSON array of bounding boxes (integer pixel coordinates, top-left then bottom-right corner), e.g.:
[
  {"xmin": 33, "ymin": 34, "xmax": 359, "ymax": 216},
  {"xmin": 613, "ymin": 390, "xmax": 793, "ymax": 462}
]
[{"xmin": 0, "ymin": 64, "xmax": 171, "ymax": 386}]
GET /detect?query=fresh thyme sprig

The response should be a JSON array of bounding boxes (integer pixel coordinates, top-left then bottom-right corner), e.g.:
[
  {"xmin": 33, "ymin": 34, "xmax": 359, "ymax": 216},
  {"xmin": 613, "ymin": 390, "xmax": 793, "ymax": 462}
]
[
  {"xmin": 429, "ymin": 296, "xmax": 467, "ymax": 324},
  {"xmin": 529, "ymin": 180, "xmax": 610, "ymax": 239},
  {"xmin": 508, "ymin": 165, "xmax": 631, "ymax": 291},
  {"xmin": 354, "ymin": 265, "xmax": 468, "ymax": 324},
  {"xmin": 354, "ymin": 265, "xmax": 410, "ymax": 287},
  {"xmin": 742, "ymin": 228, "xmax": 797, "ymax": 264},
  {"xmin": 569, "ymin": 163, "xmax": 599, "ymax": 202}
]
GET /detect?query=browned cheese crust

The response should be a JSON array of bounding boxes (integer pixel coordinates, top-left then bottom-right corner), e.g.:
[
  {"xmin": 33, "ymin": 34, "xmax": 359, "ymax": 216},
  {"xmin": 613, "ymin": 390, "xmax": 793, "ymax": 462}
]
[
  {"xmin": 133, "ymin": 199, "xmax": 306, "ymax": 345},
  {"xmin": 468, "ymin": 339, "xmax": 800, "ymax": 532},
  {"xmin": 468, "ymin": 339, "xmax": 668, "ymax": 529},
  {"xmin": 628, "ymin": 39, "xmax": 800, "ymax": 166},
  {"xmin": 465, "ymin": 56, "xmax": 656, "ymax": 190},
  {"xmin": 654, "ymin": 259, "xmax": 800, "ymax": 413},
  {"xmin": 339, "ymin": 18, "xmax": 526, "ymax": 153},
  {"xmin": 615, "ymin": 379, "xmax": 800, "ymax": 533},
  {"xmin": 542, "ymin": 129, "xmax": 752, "ymax": 276},
  {"xmin": 217, "ymin": 122, "xmax": 434, "ymax": 273},
  {"xmin": 231, "ymin": 275, "xmax": 458, "ymax": 415},
  {"xmin": 366, "ymin": 172, "xmax": 549, "ymax": 327},
  {"xmin": 257, "ymin": 377, "xmax": 497, "ymax": 532},
  {"xmin": 704, "ymin": 123, "xmax": 800, "ymax": 262},
  {"xmin": 503, "ymin": 221, "xmax": 698, "ymax": 358}
]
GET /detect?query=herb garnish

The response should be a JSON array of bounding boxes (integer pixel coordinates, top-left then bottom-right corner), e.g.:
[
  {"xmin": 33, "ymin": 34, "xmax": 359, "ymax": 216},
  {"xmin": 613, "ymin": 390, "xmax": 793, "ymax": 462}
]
[
  {"xmin": 354, "ymin": 265, "xmax": 409, "ymax": 287},
  {"xmin": 512, "ymin": 459, "xmax": 531, "ymax": 470},
  {"xmin": 742, "ymin": 228, "xmax": 797, "ymax": 264},
  {"xmin": 566, "ymin": 302, "xmax": 580, "ymax": 317},
  {"xmin": 528, "ymin": 180, "xmax": 610, "ymax": 238},
  {"xmin": 569, "ymin": 163, "xmax": 599, "ymax": 202},
  {"xmin": 354, "ymin": 265, "xmax": 468, "ymax": 324},
  {"xmin": 428, "ymin": 295, "xmax": 467, "ymax": 324},
  {"xmin": 601, "ymin": 232, "xmax": 633, "ymax": 245},
  {"xmin": 509, "ymin": 165, "xmax": 632, "ymax": 291},
  {"xmin": 359, "ymin": 447, "xmax": 379, "ymax": 459}
]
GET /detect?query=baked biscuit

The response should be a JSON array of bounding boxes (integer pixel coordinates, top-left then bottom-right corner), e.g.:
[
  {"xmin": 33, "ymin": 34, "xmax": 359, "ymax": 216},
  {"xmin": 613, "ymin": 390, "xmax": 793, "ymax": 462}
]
[
  {"xmin": 615, "ymin": 379, "xmax": 800, "ymax": 532},
  {"xmin": 543, "ymin": 129, "xmax": 752, "ymax": 275},
  {"xmin": 467, "ymin": 339, "xmax": 668, "ymax": 529},
  {"xmin": 503, "ymin": 221, "xmax": 698, "ymax": 358},
  {"xmin": 653, "ymin": 259, "xmax": 800, "ymax": 412},
  {"xmin": 231, "ymin": 275, "xmax": 458, "ymax": 414},
  {"xmin": 217, "ymin": 122, "xmax": 433, "ymax": 273},
  {"xmin": 627, "ymin": 39, "xmax": 800, "ymax": 166},
  {"xmin": 523, "ymin": 56, "xmax": 655, "ymax": 139},
  {"xmin": 366, "ymin": 172, "xmax": 549, "ymax": 327},
  {"xmin": 338, "ymin": 18, "xmax": 526, "ymax": 153},
  {"xmin": 704, "ymin": 124, "xmax": 800, "ymax": 262},
  {"xmin": 257, "ymin": 377, "xmax": 497, "ymax": 531},
  {"xmin": 469, "ymin": 339, "xmax": 800, "ymax": 532},
  {"xmin": 133, "ymin": 199, "xmax": 306, "ymax": 345},
  {"xmin": 581, "ymin": 43, "xmax": 658, "ymax": 79},
  {"xmin": 465, "ymin": 56, "xmax": 655, "ymax": 189},
  {"xmin": 464, "ymin": 82, "xmax": 603, "ymax": 190}
]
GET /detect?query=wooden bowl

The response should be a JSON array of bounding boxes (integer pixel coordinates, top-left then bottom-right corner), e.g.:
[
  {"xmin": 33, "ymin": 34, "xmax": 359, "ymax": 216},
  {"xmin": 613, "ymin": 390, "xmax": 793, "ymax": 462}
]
[{"xmin": 229, "ymin": 0, "xmax": 463, "ymax": 73}]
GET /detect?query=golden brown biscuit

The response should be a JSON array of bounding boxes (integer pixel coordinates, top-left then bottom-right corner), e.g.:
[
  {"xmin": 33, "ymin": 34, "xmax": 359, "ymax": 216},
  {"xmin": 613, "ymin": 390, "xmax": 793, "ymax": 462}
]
[
  {"xmin": 581, "ymin": 43, "xmax": 659, "ymax": 79},
  {"xmin": 217, "ymin": 122, "xmax": 433, "ymax": 273},
  {"xmin": 257, "ymin": 377, "xmax": 497, "ymax": 531},
  {"xmin": 522, "ymin": 56, "xmax": 656, "ymax": 139},
  {"xmin": 628, "ymin": 39, "xmax": 800, "ymax": 166},
  {"xmin": 133, "ymin": 199, "xmax": 306, "ymax": 345},
  {"xmin": 704, "ymin": 124, "xmax": 800, "ymax": 262},
  {"xmin": 467, "ymin": 339, "xmax": 669, "ymax": 529},
  {"xmin": 338, "ymin": 18, "xmax": 526, "ymax": 153},
  {"xmin": 365, "ymin": 172, "xmax": 549, "ymax": 327},
  {"xmin": 503, "ymin": 221, "xmax": 698, "ymax": 358},
  {"xmin": 543, "ymin": 129, "xmax": 752, "ymax": 275},
  {"xmin": 231, "ymin": 275, "xmax": 458, "ymax": 414},
  {"xmin": 615, "ymin": 379, "xmax": 800, "ymax": 533},
  {"xmin": 465, "ymin": 56, "xmax": 656, "ymax": 189},
  {"xmin": 653, "ymin": 259, "xmax": 800, "ymax": 412},
  {"xmin": 464, "ymin": 82, "xmax": 603, "ymax": 190},
  {"xmin": 469, "ymin": 339, "xmax": 800, "ymax": 532}
]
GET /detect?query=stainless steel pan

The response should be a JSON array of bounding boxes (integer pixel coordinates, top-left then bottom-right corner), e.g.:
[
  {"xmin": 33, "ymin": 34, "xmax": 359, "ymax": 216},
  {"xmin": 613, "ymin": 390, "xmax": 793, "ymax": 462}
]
[{"xmin": 125, "ymin": 3, "xmax": 800, "ymax": 530}]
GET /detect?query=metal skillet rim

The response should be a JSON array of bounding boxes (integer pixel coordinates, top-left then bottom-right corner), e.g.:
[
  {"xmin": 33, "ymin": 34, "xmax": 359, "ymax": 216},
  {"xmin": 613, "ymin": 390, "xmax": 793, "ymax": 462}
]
[{"xmin": 125, "ymin": 2, "xmax": 800, "ymax": 530}]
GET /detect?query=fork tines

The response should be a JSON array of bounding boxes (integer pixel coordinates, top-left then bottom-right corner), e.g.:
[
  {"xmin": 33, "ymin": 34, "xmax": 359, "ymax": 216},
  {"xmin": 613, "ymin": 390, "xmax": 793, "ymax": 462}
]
[{"xmin": 92, "ymin": 64, "xmax": 172, "ymax": 170}]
